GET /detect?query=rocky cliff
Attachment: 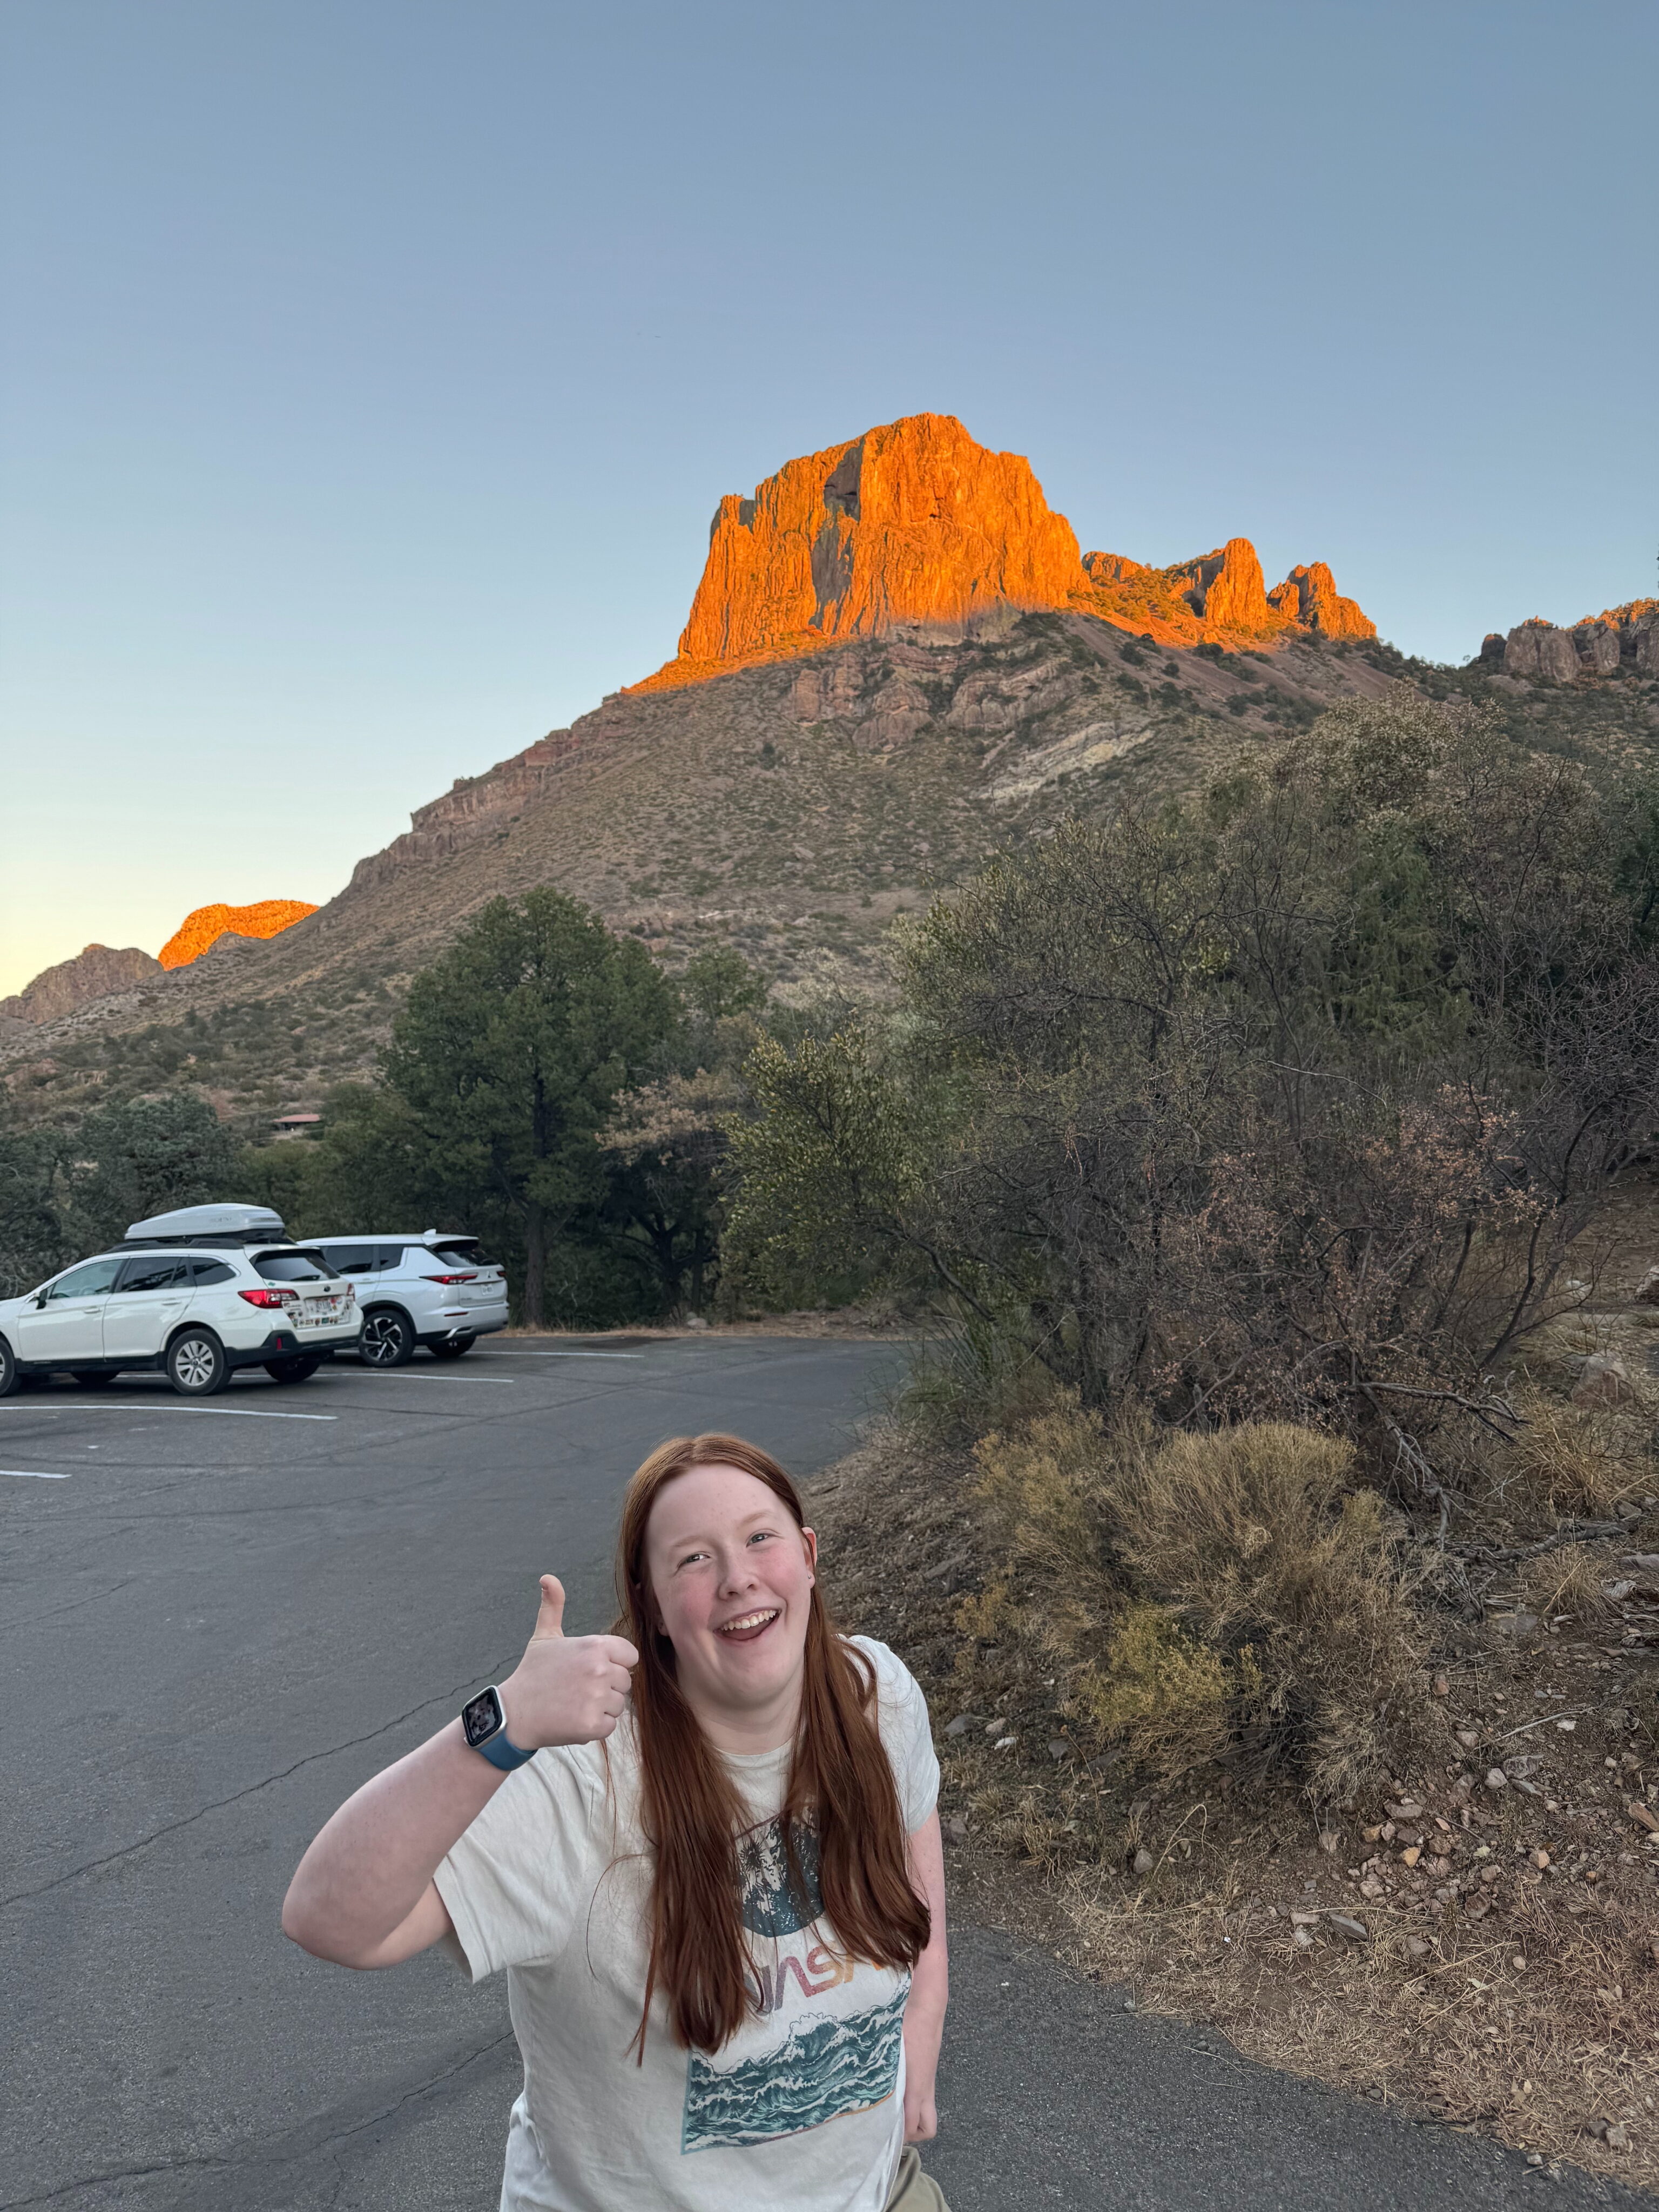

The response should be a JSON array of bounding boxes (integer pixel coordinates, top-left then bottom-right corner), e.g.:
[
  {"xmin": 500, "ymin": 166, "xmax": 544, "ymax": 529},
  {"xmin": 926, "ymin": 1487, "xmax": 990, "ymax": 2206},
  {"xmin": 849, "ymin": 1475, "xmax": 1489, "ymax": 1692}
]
[
  {"xmin": 0, "ymin": 943, "xmax": 163, "ymax": 1026},
  {"xmin": 636, "ymin": 413, "xmax": 1373, "ymax": 689},
  {"xmin": 1479, "ymin": 600, "xmax": 1659, "ymax": 681},
  {"xmin": 157, "ymin": 900, "xmax": 319, "ymax": 969}
]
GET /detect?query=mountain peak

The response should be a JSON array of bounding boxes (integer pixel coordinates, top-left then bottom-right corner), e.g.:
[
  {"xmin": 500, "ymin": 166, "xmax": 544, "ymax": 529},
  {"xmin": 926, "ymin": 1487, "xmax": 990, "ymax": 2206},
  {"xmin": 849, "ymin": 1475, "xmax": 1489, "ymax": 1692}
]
[{"xmin": 633, "ymin": 414, "xmax": 1373, "ymax": 692}]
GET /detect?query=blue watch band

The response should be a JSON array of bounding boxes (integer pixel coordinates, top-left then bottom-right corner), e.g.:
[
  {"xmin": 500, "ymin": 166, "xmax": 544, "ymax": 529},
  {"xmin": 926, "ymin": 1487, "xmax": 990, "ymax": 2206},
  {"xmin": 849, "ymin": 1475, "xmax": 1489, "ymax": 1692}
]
[
  {"xmin": 462, "ymin": 1685, "xmax": 537, "ymax": 1771},
  {"xmin": 475, "ymin": 1726, "xmax": 536, "ymax": 1772}
]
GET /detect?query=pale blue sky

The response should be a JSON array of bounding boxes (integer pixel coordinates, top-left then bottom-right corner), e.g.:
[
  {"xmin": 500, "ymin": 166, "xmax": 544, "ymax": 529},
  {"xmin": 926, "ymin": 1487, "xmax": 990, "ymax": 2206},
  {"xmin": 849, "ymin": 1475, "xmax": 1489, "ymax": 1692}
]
[{"xmin": 3, "ymin": 0, "xmax": 1654, "ymax": 994}]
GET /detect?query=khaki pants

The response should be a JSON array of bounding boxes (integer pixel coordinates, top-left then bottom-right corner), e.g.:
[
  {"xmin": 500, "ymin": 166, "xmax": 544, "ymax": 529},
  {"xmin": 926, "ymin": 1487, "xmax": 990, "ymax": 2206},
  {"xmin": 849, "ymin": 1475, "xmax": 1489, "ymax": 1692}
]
[{"xmin": 885, "ymin": 2146, "xmax": 949, "ymax": 2210}]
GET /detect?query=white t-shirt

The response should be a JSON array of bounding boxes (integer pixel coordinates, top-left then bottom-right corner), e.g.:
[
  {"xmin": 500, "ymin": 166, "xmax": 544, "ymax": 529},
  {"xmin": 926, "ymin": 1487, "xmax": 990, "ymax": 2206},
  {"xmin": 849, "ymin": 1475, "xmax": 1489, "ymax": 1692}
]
[{"xmin": 435, "ymin": 1635, "xmax": 940, "ymax": 2212}]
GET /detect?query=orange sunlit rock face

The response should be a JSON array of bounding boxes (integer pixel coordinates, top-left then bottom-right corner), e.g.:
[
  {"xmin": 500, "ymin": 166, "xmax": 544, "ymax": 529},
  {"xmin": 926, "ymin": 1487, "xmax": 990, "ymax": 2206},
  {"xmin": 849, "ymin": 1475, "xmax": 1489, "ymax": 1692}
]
[
  {"xmin": 675, "ymin": 413, "xmax": 1085, "ymax": 670},
  {"xmin": 634, "ymin": 414, "xmax": 1374, "ymax": 691},
  {"xmin": 1266, "ymin": 561, "xmax": 1375, "ymax": 638},
  {"xmin": 157, "ymin": 900, "xmax": 318, "ymax": 969}
]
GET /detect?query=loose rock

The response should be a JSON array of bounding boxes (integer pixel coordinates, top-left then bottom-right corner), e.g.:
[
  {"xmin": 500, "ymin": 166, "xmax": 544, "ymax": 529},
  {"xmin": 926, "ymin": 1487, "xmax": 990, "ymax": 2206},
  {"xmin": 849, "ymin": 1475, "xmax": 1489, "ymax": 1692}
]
[
  {"xmin": 1325, "ymin": 1913, "xmax": 1371, "ymax": 1943},
  {"xmin": 1572, "ymin": 1353, "xmax": 1636, "ymax": 1408}
]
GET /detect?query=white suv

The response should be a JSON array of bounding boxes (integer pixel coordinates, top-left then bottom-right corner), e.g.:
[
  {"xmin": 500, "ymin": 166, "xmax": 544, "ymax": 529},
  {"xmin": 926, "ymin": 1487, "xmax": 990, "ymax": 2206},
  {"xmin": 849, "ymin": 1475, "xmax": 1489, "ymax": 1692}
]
[
  {"xmin": 311, "ymin": 1232, "xmax": 510, "ymax": 1366},
  {"xmin": 0, "ymin": 1203, "xmax": 362, "ymax": 1398}
]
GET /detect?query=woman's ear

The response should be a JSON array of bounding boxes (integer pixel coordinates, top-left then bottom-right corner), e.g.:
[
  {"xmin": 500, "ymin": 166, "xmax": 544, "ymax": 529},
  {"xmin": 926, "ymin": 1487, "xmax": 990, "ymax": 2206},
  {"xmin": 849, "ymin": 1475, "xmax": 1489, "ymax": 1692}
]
[
  {"xmin": 632, "ymin": 1574, "xmax": 665, "ymax": 1640},
  {"xmin": 801, "ymin": 1525, "xmax": 818, "ymax": 1586}
]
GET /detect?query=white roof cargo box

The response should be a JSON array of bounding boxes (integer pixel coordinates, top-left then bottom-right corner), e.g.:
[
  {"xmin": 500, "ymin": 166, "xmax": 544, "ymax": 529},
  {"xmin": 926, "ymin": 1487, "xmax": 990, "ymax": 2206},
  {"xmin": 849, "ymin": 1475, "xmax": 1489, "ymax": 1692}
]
[{"xmin": 124, "ymin": 1202, "xmax": 288, "ymax": 1244}]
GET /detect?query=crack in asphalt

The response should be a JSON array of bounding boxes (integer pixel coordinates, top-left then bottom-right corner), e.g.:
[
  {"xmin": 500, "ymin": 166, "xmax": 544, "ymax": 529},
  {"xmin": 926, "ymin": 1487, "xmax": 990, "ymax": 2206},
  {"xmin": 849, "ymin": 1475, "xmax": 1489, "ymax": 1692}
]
[
  {"xmin": 0, "ymin": 2032, "xmax": 518, "ymax": 2209},
  {"xmin": 8, "ymin": 1573, "xmax": 143, "ymax": 1629},
  {"xmin": 0, "ymin": 1664, "xmax": 516, "ymax": 1912}
]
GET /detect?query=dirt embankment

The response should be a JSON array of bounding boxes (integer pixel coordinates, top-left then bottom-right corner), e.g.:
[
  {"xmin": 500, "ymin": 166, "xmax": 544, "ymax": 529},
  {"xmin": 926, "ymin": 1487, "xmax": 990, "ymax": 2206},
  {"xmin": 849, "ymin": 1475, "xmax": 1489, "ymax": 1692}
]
[{"xmin": 807, "ymin": 1415, "xmax": 1659, "ymax": 2194}]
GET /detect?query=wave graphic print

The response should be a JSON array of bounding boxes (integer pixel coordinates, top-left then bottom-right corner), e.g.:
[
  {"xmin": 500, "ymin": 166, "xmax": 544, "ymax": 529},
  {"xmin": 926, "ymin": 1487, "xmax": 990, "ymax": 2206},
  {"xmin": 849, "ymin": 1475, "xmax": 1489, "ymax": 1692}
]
[{"xmin": 682, "ymin": 1986, "xmax": 906, "ymax": 2152}]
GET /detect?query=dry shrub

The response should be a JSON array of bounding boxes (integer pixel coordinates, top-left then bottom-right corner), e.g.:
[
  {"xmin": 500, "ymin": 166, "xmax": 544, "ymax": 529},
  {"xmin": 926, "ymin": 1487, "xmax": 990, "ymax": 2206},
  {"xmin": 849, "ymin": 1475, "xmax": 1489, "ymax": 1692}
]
[
  {"xmin": 968, "ymin": 1406, "xmax": 1438, "ymax": 1802},
  {"xmin": 1073, "ymin": 1601, "xmax": 1232, "ymax": 1777},
  {"xmin": 1521, "ymin": 1541, "xmax": 1618, "ymax": 1626}
]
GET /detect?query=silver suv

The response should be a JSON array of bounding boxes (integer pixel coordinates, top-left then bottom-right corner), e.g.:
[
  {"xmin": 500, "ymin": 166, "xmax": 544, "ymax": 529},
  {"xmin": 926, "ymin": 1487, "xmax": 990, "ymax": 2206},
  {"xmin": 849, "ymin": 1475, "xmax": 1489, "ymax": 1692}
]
[
  {"xmin": 312, "ymin": 1232, "xmax": 510, "ymax": 1366},
  {"xmin": 0, "ymin": 1203, "xmax": 362, "ymax": 1397}
]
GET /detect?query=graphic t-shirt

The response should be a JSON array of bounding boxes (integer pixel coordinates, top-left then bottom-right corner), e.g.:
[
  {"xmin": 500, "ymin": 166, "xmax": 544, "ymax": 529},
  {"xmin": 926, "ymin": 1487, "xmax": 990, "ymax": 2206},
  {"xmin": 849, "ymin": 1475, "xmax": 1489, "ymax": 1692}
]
[{"xmin": 434, "ymin": 1636, "xmax": 939, "ymax": 2212}]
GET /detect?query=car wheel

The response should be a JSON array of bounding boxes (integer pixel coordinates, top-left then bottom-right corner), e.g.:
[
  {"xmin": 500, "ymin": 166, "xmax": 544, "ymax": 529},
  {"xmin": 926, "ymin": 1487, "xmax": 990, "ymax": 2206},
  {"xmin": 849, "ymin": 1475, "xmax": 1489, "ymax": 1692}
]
[
  {"xmin": 264, "ymin": 1357, "xmax": 321, "ymax": 1384},
  {"xmin": 167, "ymin": 1328, "xmax": 230, "ymax": 1397},
  {"xmin": 0, "ymin": 1338, "xmax": 19, "ymax": 1398},
  {"xmin": 427, "ymin": 1336, "xmax": 476, "ymax": 1361},
  {"xmin": 71, "ymin": 1370, "xmax": 120, "ymax": 1389},
  {"xmin": 360, "ymin": 1308, "xmax": 416, "ymax": 1368}
]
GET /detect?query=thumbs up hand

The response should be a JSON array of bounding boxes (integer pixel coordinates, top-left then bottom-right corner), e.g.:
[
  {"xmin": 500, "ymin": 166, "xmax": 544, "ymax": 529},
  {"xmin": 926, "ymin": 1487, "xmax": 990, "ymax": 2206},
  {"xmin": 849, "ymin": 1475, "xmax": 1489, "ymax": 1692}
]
[{"xmin": 498, "ymin": 1574, "xmax": 639, "ymax": 1750}]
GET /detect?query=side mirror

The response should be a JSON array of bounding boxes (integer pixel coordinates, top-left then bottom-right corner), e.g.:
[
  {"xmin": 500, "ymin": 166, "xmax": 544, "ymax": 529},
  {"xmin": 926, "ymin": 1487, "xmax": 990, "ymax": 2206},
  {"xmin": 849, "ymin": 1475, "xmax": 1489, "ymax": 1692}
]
[{"xmin": 30, "ymin": 1291, "xmax": 48, "ymax": 1309}]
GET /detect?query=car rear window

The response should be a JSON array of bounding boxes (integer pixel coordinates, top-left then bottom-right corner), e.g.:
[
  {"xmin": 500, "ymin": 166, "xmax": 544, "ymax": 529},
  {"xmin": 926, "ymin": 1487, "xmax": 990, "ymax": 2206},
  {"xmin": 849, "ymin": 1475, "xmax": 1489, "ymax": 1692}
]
[
  {"xmin": 431, "ymin": 1240, "xmax": 497, "ymax": 1266},
  {"xmin": 253, "ymin": 1249, "xmax": 333, "ymax": 1282},
  {"xmin": 191, "ymin": 1259, "xmax": 237, "ymax": 1285}
]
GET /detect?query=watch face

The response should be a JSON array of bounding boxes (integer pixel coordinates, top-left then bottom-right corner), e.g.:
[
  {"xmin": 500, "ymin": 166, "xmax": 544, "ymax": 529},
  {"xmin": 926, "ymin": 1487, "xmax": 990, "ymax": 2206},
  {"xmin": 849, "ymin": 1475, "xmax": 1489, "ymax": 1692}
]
[{"xmin": 462, "ymin": 1686, "xmax": 504, "ymax": 1749}]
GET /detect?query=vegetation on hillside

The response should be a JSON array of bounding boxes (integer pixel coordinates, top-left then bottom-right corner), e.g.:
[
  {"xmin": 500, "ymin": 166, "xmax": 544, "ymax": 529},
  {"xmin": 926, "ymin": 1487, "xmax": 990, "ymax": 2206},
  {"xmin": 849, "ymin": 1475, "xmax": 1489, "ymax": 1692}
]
[
  {"xmin": 731, "ymin": 692, "xmax": 1659, "ymax": 1467},
  {"xmin": 0, "ymin": 1094, "xmax": 240, "ymax": 1297}
]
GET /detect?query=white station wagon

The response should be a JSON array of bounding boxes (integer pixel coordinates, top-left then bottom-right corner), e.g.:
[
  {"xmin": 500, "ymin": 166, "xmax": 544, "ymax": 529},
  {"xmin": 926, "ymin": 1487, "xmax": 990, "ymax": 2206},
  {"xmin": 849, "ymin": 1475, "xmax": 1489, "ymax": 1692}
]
[{"xmin": 0, "ymin": 1203, "xmax": 362, "ymax": 1398}]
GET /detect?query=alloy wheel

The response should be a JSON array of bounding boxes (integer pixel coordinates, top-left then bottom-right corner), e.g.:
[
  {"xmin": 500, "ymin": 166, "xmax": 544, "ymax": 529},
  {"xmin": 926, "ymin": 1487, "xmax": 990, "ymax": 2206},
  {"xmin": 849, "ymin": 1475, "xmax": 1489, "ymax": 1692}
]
[
  {"xmin": 361, "ymin": 1311, "xmax": 413, "ymax": 1367},
  {"xmin": 172, "ymin": 1336, "xmax": 222, "ymax": 1392}
]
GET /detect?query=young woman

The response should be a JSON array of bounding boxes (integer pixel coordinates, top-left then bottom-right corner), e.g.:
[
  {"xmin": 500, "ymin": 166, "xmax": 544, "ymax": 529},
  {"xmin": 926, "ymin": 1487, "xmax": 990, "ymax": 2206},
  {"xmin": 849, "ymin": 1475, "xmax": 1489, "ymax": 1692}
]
[{"xmin": 282, "ymin": 1433, "xmax": 950, "ymax": 2211}]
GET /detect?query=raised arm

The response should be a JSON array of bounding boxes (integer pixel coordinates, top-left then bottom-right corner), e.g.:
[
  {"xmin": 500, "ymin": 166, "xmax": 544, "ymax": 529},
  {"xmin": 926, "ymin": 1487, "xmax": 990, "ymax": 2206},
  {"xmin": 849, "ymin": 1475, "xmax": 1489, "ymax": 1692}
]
[
  {"xmin": 280, "ymin": 1575, "xmax": 637, "ymax": 1969},
  {"xmin": 902, "ymin": 1808, "xmax": 948, "ymax": 2144}
]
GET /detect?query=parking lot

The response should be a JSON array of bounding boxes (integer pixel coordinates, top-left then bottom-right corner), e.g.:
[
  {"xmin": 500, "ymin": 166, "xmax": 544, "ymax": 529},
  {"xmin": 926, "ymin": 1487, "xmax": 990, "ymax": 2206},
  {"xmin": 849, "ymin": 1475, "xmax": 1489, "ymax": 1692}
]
[{"xmin": 1, "ymin": 1336, "xmax": 905, "ymax": 2211}]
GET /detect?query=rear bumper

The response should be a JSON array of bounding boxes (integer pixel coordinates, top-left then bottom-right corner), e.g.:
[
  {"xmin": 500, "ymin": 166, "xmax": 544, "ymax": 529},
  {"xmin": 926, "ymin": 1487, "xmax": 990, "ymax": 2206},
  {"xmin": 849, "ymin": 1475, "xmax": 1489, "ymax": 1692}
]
[
  {"xmin": 226, "ymin": 1326, "xmax": 359, "ymax": 1370},
  {"xmin": 417, "ymin": 1305, "xmax": 509, "ymax": 1344}
]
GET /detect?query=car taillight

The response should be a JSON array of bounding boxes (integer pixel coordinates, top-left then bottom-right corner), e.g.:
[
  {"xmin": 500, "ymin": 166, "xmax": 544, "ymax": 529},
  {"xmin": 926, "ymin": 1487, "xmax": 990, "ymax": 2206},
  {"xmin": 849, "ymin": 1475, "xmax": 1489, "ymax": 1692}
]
[
  {"xmin": 239, "ymin": 1287, "xmax": 296, "ymax": 1309},
  {"xmin": 422, "ymin": 1272, "xmax": 477, "ymax": 1283}
]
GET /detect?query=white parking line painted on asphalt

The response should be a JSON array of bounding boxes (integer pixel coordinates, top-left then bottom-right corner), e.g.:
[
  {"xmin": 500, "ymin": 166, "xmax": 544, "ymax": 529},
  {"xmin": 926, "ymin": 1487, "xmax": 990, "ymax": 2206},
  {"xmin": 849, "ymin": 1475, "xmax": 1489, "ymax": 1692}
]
[
  {"xmin": 335, "ymin": 1374, "xmax": 518, "ymax": 1385},
  {"xmin": 473, "ymin": 1350, "xmax": 645, "ymax": 1360},
  {"xmin": 0, "ymin": 1405, "xmax": 338, "ymax": 1421},
  {"xmin": 3, "ymin": 1469, "xmax": 71, "ymax": 1479}
]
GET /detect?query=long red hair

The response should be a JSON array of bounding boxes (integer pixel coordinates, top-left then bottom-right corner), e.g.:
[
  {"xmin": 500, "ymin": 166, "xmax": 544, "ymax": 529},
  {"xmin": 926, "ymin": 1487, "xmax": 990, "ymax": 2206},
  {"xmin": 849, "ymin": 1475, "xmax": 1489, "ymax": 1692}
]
[{"xmin": 612, "ymin": 1433, "xmax": 929, "ymax": 2054}]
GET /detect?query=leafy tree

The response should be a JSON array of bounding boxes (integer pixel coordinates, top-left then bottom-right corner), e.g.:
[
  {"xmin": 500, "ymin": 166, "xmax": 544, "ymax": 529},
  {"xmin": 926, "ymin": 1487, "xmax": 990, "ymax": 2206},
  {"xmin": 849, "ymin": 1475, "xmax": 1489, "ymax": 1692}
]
[
  {"xmin": 599, "ymin": 1071, "xmax": 740, "ymax": 1313},
  {"xmin": 64, "ymin": 1095, "xmax": 244, "ymax": 1249},
  {"xmin": 372, "ymin": 892, "xmax": 680, "ymax": 1325},
  {"xmin": 0, "ymin": 1112, "xmax": 65, "ymax": 1297},
  {"xmin": 0, "ymin": 1092, "xmax": 242, "ymax": 1296},
  {"xmin": 680, "ymin": 943, "xmax": 768, "ymax": 1027}
]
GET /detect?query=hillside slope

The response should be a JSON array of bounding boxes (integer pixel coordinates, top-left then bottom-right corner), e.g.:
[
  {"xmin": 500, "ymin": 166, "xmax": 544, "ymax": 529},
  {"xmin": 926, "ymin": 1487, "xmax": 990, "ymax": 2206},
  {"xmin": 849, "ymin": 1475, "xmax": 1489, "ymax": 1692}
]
[{"xmin": 4, "ymin": 617, "xmax": 1409, "ymax": 1119}]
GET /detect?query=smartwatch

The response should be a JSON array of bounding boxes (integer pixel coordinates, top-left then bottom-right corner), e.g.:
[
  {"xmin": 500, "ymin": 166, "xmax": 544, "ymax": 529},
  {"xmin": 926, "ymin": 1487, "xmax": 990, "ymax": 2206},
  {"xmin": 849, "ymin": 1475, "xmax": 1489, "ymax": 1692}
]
[{"xmin": 460, "ymin": 1685, "xmax": 536, "ymax": 1772}]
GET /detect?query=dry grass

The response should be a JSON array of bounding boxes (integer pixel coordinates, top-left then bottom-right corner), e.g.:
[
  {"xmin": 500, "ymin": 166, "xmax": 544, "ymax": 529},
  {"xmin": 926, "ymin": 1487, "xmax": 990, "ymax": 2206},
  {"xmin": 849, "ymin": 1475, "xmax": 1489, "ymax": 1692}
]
[
  {"xmin": 1487, "ymin": 1393, "xmax": 1653, "ymax": 1530},
  {"xmin": 1046, "ymin": 1854, "xmax": 1659, "ymax": 2187},
  {"xmin": 1522, "ymin": 1543, "xmax": 1621, "ymax": 1629}
]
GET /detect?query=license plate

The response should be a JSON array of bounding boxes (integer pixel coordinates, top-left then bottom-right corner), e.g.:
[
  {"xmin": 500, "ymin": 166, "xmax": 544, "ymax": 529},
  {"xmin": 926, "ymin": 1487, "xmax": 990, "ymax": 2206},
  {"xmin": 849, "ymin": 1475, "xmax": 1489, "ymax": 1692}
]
[{"xmin": 298, "ymin": 1298, "xmax": 339, "ymax": 1325}]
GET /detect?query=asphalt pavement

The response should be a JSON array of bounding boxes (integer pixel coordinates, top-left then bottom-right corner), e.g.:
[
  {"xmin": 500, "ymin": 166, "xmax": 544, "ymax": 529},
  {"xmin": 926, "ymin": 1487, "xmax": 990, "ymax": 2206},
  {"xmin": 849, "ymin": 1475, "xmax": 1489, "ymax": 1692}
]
[{"xmin": 2, "ymin": 1337, "xmax": 1649, "ymax": 2211}]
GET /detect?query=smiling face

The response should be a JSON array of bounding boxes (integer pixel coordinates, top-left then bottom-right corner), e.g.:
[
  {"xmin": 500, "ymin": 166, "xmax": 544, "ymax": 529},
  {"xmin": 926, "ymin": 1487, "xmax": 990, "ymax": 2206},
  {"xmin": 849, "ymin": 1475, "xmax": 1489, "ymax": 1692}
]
[{"xmin": 641, "ymin": 1462, "xmax": 818, "ymax": 1749}]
